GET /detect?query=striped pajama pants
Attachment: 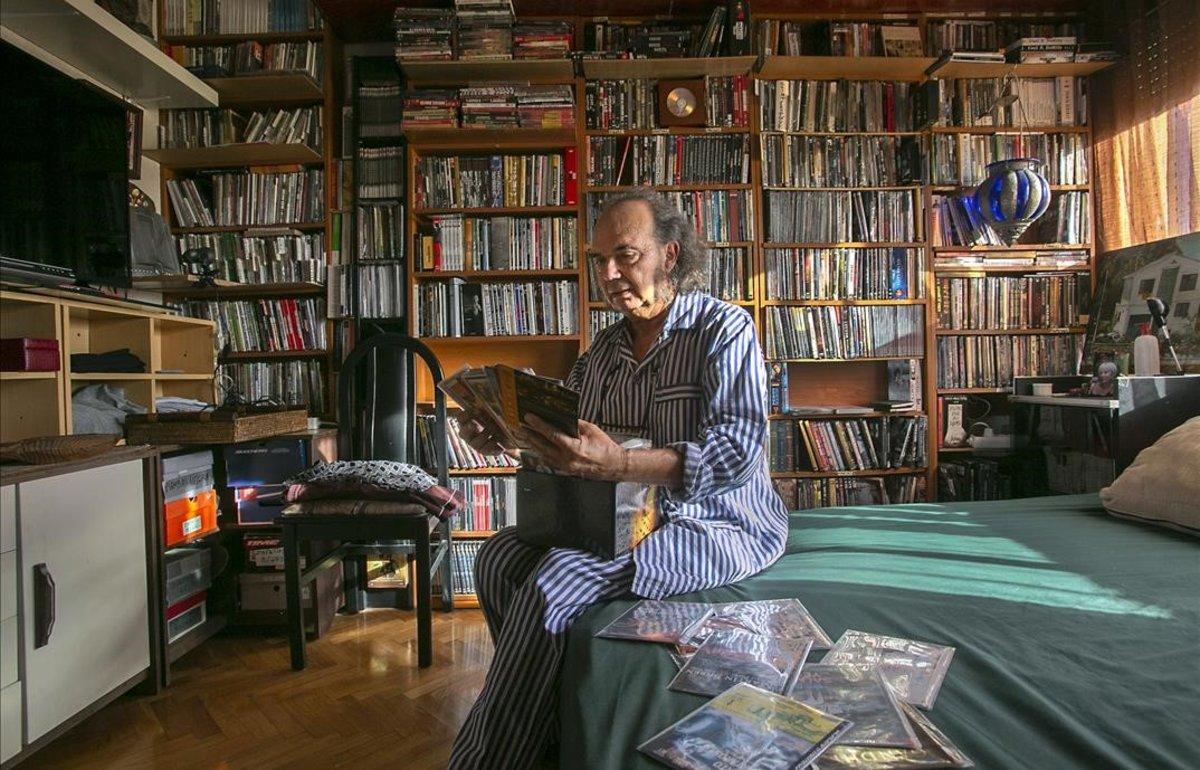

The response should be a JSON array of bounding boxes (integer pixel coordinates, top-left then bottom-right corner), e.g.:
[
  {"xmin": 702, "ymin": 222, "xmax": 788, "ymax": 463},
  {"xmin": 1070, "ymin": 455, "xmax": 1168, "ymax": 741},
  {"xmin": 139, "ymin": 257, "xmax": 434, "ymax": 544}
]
[{"xmin": 448, "ymin": 527, "xmax": 636, "ymax": 769}]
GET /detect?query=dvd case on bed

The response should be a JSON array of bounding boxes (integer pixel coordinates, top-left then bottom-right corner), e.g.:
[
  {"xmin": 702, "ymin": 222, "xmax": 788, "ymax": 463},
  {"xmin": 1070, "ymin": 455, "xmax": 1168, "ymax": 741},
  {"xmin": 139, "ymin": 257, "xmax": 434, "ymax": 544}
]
[
  {"xmin": 668, "ymin": 628, "xmax": 814, "ymax": 697},
  {"xmin": 671, "ymin": 598, "xmax": 834, "ymax": 668},
  {"xmin": 813, "ymin": 702, "xmax": 974, "ymax": 770},
  {"xmin": 594, "ymin": 600, "xmax": 713, "ymax": 644},
  {"xmin": 823, "ymin": 631, "xmax": 956, "ymax": 709},
  {"xmin": 638, "ymin": 682, "xmax": 853, "ymax": 770},
  {"xmin": 786, "ymin": 664, "xmax": 919, "ymax": 748}
]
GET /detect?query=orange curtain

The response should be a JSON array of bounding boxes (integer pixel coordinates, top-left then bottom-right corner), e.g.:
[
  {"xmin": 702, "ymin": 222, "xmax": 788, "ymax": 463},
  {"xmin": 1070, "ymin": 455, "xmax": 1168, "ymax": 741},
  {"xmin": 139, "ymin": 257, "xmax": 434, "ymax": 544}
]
[{"xmin": 1091, "ymin": 0, "xmax": 1200, "ymax": 252}]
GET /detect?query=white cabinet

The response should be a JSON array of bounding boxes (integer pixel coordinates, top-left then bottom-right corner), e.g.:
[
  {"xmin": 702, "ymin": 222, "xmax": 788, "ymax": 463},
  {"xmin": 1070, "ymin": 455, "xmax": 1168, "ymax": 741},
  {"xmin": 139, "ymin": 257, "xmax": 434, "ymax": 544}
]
[{"xmin": 16, "ymin": 460, "xmax": 149, "ymax": 743}]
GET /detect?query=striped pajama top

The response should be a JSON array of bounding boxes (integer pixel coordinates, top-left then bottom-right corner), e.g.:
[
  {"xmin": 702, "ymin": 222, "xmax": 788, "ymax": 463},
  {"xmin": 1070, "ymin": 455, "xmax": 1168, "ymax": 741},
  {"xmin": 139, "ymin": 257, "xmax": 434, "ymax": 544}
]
[{"xmin": 567, "ymin": 290, "xmax": 790, "ymax": 598}]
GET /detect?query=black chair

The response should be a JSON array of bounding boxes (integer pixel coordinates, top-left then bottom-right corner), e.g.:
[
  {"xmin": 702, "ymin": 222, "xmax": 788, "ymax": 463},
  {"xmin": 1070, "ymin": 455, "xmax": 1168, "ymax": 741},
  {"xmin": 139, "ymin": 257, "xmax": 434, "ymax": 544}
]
[{"xmin": 277, "ymin": 333, "xmax": 454, "ymax": 669}]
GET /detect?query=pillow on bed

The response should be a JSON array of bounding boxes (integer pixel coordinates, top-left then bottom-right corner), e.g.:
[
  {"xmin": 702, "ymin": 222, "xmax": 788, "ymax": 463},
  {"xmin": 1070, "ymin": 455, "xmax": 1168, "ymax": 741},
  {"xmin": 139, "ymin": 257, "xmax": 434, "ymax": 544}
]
[{"xmin": 1100, "ymin": 416, "xmax": 1199, "ymax": 535}]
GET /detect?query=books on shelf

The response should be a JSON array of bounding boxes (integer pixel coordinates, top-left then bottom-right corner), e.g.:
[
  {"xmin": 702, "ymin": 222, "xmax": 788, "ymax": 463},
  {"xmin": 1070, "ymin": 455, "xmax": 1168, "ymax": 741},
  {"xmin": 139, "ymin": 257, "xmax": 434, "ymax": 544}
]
[
  {"xmin": 765, "ymin": 305, "xmax": 925, "ymax": 360},
  {"xmin": 416, "ymin": 215, "xmax": 578, "ymax": 272},
  {"xmin": 187, "ymin": 298, "xmax": 327, "ymax": 352},
  {"xmin": 935, "ymin": 273, "xmax": 1089, "ymax": 330},
  {"xmin": 460, "ymin": 86, "xmax": 518, "ymax": 127},
  {"xmin": 417, "ymin": 414, "xmax": 519, "ymax": 473},
  {"xmin": 930, "ymin": 77, "xmax": 1086, "ymax": 127},
  {"xmin": 220, "ymin": 360, "xmax": 326, "ymax": 413},
  {"xmin": 932, "ymin": 249, "xmax": 1090, "ymax": 271},
  {"xmin": 513, "ymin": 20, "xmax": 573, "ymax": 59},
  {"xmin": 416, "ymin": 279, "xmax": 578, "ymax": 337},
  {"xmin": 1005, "ymin": 36, "xmax": 1077, "ymax": 64},
  {"xmin": 587, "ymin": 135, "xmax": 751, "ymax": 187},
  {"xmin": 588, "ymin": 309, "xmax": 623, "ymax": 342},
  {"xmin": 764, "ymin": 190, "xmax": 920, "ymax": 244},
  {"xmin": 931, "ymin": 131, "xmax": 1088, "ymax": 186},
  {"xmin": 769, "ymin": 415, "xmax": 929, "ymax": 472},
  {"xmin": 358, "ymin": 82, "xmax": 404, "ymax": 136},
  {"xmin": 456, "ymin": 15, "xmax": 514, "ymax": 62},
  {"xmin": 708, "ymin": 248, "xmax": 753, "ymax": 301},
  {"xmin": 175, "ymin": 230, "xmax": 326, "ymax": 284},
  {"xmin": 357, "ymin": 146, "xmax": 404, "ymax": 199},
  {"xmin": 401, "ymin": 89, "xmax": 460, "ymax": 129},
  {"xmin": 924, "ymin": 18, "xmax": 1084, "ymax": 55},
  {"xmin": 166, "ymin": 41, "xmax": 323, "ymax": 81},
  {"xmin": 585, "ymin": 77, "xmax": 750, "ymax": 130},
  {"xmin": 158, "ymin": 106, "xmax": 322, "ymax": 150},
  {"xmin": 587, "ymin": 190, "xmax": 754, "ymax": 242},
  {"xmin": 931, "ymin": 191, "xmax": 1090, "ymax": 247},
  {"xmin": 167, "ymin": 169, "xmax": 325, "ymax": 228},
  {"xmin": 764, "ymin": 248, "xmax": 924, "ymax": 301},
  {"xmin": 513, "ymin": 86, "xmax": 576, "ymax": 129},
  {"xmin": 402, "ymin": 86, "xmax": 575, "ymax": 130},
  {"xmin": 441, "ymin": 539, "xmax": 484, "ymax": 595},
  {"xmin": 356, "ymin": 201, "xmax": 405, "ymax": 261},
  {"xmin": 774, "ymin": 474, "xmax": 927, "ymax": 509},
  {"xmin": 938, "ymin": 458, "xmax": 1012, "ymax": 501},
  {"xmin": 830, "ymin": 22, "xmax": 922, "ymax": 57},
  {"xmin": 761, "ymin": 134, "xmax": 924, "ymax": 187},
  {"xmin": 445, "ymin": 475, "xmax": 517, "ymax": 531},
  {"xmin": 349, "ymin": 262, "xmax": 404, "ymax": 319},
  {"xmin": 581, "ymin": 19, "xmax": 699, "ymax": 58},
  {"xmin": 416, "ymin": 152, "xmax": 568, "ymax": 208},
  {"xmin": 163, "ymin": 0, "xmax": 322, "ymax": 36},
  {"xmin": 936, "ymin": 333, "xmax": 1082, "ymax": 389},
  {"xmin": 888, "ymin": 358, "xmax": 924, "ymax": 405},
  {"xmin": 758, "ymin": 80, "xmax": 921, "ymax": 133},
  {"xmin": 393, "ymin": 8, "xmax": 455, "ymax": 61}
]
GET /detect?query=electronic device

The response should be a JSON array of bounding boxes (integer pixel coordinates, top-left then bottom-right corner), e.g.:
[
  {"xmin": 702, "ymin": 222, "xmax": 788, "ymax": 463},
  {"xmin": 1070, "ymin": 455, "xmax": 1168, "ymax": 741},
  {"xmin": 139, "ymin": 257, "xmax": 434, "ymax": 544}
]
[{"xmin": 0, "ymin": 41, "xmax": 132, "ymax": 288}]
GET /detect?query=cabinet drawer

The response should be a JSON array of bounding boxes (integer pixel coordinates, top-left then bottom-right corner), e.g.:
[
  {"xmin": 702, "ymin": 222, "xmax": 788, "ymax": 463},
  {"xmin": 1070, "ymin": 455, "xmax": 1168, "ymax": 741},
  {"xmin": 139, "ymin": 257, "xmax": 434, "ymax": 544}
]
[
  {"xmin": 0, "ymin": 617, "xmax": 15, "ymax": 688},
  {"xmin": 0, "ymin": 551, "xmax": 15, "ymax": 621},
  {"xmin": 0, "ymin": 485, "xmax": 14, "ymax": 554},
  {"xmin": 0, "ymin": 681, "xmax": 21, "ymax": 764}
]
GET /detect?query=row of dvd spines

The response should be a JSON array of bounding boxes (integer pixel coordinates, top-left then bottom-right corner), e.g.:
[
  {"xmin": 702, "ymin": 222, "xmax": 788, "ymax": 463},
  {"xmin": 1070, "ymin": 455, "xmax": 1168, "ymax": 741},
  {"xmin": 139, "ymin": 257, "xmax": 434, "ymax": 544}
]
[
  {"xmin": 773, "ymin": 475, "xmax": 926, "ymax": 510},
  {"xmin": 159, "ymin": 106, "xmax": 322, "ymax": 150},
  {"xmin": 768, "ymin": 415, "xmax": 929, "ymax": 472},
  {"xmin": 587, "ymin": 135, "xmax": 750, "ymax": 187},
  {"xmin": 185, "ymin": 299, "xmax": 327, "ymax": 353},
  {"xmin": 175, "ymin": 231, "xmax": 325, "ymax": 285},
  {"xmin": 764, "ymin": 190, "xmax": 920, "ymax": 244},
  {"xmin": 415, "ymin": 279, "xmax": 579, "ymax": 338},
  {"xmin": 934, "ymin": 274, "xmax": 1089, "ymax": 331},
  {"xmin": 416, "ymin": 415, "xmax": 519, "ymax": 473},
  {"xmin": 328, "ymin": 263, "xmax": 403, "ymax": 320},
  {"xmin": 764, "ymin": 248, "xmax": 924, "ymax": 301},
  {"xmin": 585, "ymin": 76, "xmax": 751, "ymax": 131},
  {"xmin": 167, "ymin": 41, "xmax": 323, "ymax": 81},
  {"xmin": 764, "ymin": 305, "xmax": 925, "ymax": 361},
  {"xmin": 219, "ymin": 360, "xmax": 326, "ymax": 415},
  {"xmin": 936, "ymin": 333, "xmax": 1082, "ymax": 390},
  {"xmin": 931, "ymin": 192, "xmax": 1090, "ymax": 248},
  {"xmin": 415, "ymin": 153, "xmax": 568, "ymax": 209},
  {"xmin": 167, "ymin": 170, "xmax": 325, "ymax": 229},
  {"xmin": 931, "ymin": 133, "xmax": 1088, "ymax": 186}
]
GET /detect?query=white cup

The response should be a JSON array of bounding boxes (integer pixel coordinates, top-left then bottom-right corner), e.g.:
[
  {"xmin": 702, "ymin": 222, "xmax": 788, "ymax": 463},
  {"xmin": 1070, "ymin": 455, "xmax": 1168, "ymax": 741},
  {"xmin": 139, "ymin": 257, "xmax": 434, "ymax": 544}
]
[{"xmin": 1031, "ymin": 383, "xmax": 1053, "ymax": 396}]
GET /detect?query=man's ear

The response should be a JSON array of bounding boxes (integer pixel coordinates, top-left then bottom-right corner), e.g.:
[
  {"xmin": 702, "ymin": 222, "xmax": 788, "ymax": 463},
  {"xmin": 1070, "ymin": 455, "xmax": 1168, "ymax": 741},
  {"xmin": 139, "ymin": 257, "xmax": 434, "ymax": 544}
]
[{"xmin": 664, "ymin": 240, "xmax": 679, "ymax": 273}]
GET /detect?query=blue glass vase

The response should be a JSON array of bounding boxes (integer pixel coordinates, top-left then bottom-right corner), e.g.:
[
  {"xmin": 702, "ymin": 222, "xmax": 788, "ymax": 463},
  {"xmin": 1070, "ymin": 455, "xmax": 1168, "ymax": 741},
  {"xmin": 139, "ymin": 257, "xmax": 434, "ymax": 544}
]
[{"xmin": 972, "ymin": 158, "xmax": 1051, "ymax": 245}]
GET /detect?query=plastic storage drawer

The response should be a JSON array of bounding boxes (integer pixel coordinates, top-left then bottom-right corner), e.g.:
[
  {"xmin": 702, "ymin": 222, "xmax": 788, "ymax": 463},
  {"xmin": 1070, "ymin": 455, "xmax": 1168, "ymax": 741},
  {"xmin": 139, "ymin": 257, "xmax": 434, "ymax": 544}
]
[
  {"xmin": 164, "ymin": 547, "xmax": 213, "ymax": 606},
  {"xmin": 166, "ymin": 591, "xmax": 206, "ymax": 643},
  {"xmin": 162, "ymin": 450, "xmax": 215, "ymax": 503},
  {"xmin": 164, "ymin": 489, "xmax": 219, "ymax": 547}
]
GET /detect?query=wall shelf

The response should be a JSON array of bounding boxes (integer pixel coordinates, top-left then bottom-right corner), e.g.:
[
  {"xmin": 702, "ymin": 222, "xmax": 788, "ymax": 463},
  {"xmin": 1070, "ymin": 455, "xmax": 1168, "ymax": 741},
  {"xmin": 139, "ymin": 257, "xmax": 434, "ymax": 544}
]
[
  {"xmin": 582, "ymin": 55, "xmax": 755, "ymax": 79},
  {"xmin": 204, "ymin": 72, "xmax": 324, "ymax": 105},
  {"xmin": 758, "ymin": 55, "xmax": 935, "ymax": 82},
  {"xmin": 0, "ymin": 0, "xmax": 217, "ymax": 108},
  {"xmin": 143, "ymin": 142, "xmax": 323, "ymax": 169},
  {"xmin": 926, "ymin": 58, "xmax": 1116, "ymax": 80},
  {"xmin": 400, "ymin": 58, "xmax": 575, "ymax": 85}
]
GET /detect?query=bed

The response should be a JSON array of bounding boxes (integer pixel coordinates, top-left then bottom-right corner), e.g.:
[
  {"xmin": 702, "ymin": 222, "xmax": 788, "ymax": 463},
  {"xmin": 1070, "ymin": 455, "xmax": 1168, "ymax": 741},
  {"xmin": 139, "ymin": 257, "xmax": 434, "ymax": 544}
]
[{"xmin": 558, "ymin": 494, "xmax": 1199, "ymax": 769}]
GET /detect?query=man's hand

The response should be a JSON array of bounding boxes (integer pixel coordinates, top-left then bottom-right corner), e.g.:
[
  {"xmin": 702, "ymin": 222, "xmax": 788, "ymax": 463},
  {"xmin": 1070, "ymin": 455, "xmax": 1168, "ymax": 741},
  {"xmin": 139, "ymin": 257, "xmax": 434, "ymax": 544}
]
[
  {"xmin": 458, "ymin": 410, "xmax": 520, "ymax": 460},
  {"xmin": 521, "ymin": 414, "xmax": 628, "ymax": 481}
]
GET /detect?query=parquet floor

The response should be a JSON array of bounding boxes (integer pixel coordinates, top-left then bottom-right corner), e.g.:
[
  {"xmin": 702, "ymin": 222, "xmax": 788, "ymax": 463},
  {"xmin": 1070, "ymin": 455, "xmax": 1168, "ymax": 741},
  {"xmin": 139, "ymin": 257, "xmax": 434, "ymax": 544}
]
[{"xmin": 22, "ymin": 609, "xmax": 493, "ymax": 770}]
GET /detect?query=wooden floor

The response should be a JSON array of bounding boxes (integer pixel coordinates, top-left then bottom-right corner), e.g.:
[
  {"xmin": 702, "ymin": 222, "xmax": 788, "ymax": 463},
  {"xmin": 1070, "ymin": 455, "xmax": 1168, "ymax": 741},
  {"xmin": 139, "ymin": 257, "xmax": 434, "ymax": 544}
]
[{"xmin": 23, "ymin": 609, "xmax": 493, "ymax": 769}]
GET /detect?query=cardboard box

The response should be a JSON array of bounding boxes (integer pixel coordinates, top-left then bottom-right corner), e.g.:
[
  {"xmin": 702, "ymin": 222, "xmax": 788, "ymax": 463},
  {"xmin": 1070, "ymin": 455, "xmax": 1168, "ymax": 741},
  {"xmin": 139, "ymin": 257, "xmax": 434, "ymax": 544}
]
[{"xmin": 515, "ymin": 469, "xmax": 660, "ymax": 560}]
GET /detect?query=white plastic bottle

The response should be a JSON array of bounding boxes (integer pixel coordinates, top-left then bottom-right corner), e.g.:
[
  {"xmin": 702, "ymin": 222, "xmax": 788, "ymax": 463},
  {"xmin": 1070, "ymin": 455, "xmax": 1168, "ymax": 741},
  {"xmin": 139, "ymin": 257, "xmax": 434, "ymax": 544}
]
[{"xmin": 1132, "ymin": 323, "xmax": 1161, "ymax": 376}]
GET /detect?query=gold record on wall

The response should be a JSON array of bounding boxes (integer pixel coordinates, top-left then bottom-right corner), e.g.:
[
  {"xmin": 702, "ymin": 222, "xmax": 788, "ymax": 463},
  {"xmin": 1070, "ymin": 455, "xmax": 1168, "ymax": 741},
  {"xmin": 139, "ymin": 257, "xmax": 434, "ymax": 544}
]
[{"xmin": 657, "ymin": 79, "xmax": 707, "ymax": 127}]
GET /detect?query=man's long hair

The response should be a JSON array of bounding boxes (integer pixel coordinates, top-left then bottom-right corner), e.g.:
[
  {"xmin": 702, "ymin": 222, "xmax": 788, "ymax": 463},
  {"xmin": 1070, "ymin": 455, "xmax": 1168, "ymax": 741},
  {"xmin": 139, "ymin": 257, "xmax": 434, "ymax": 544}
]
[{"xmin": 597, "ymin": 189, "xmax": 709, "ymax": 293}]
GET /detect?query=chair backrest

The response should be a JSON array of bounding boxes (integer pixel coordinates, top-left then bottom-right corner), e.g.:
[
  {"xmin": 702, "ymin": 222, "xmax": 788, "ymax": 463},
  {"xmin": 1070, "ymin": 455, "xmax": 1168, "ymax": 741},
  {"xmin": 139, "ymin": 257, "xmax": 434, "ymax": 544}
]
[{"xmin": 337, "ymin": 333, "xmax": 449, "ymax": 487}]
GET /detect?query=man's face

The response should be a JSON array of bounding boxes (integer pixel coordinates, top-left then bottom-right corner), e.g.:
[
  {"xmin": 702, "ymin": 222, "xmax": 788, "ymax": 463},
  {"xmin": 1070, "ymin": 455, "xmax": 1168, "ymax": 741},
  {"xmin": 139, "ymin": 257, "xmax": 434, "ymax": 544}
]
[{"xmin": 588, "ymin": 200, "xmax": 678, "ymax": 319}]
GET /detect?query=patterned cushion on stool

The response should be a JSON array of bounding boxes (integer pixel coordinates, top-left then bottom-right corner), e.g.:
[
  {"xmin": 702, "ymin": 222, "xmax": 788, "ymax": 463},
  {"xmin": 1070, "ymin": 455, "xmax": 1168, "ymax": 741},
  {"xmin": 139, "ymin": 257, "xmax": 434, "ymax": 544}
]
[{"xmin": 284, "ymin": 460, "xmax": 463, "ymax": 520}]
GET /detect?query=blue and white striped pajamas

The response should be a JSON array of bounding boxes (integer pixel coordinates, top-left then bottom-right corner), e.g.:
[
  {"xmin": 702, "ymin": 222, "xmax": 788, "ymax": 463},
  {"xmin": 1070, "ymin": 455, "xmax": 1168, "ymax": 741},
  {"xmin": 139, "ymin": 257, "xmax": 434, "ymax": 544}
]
[{"xmin": 449, "ymin": 292, "xmax": 790, "ymax": 769}]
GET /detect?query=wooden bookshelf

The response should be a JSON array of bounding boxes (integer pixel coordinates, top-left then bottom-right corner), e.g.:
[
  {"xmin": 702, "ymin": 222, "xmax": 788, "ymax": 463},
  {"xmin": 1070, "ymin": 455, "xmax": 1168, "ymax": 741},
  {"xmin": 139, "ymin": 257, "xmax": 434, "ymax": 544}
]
[
  {"xmin": 925, "ymin": 58, "xmax": 1116, "ymax": 80},
  {"xmin": 205, "ymin": 72, "xmax": 324, "ymax": 106},
  {"xmin": 581, "ymin": 56, "xmax": 755, "ymax": 79},
  {"xmin": 403, "ymin": 127, "xmax": 577, "ymax": 147},
  {"xmin": 757, "ymin": 55, "xmax": 935, "ymax": 82},
  {"xmin": 400, "ymin": 58, "xmax": 575, "ymax": 85},
  {"xmin": 170, "ymin": 222, "xmax": 326, "ymax": 234}
]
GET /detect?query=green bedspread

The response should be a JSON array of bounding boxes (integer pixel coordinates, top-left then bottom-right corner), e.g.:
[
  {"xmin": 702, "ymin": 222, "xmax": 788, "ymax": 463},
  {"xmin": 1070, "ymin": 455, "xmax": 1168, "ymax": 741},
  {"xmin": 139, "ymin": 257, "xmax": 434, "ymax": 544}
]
[{"xmin": 558, "ymin": 494, "xmax": 1200, "ymax": 769}]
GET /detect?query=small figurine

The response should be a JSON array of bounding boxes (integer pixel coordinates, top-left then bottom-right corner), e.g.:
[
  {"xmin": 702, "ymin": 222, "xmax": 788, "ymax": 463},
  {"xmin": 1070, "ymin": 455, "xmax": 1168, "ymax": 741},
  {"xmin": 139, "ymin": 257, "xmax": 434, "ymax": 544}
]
[{"xmin": 1089, "ymin": 360, "xmax": 1119, "ymax": 396}]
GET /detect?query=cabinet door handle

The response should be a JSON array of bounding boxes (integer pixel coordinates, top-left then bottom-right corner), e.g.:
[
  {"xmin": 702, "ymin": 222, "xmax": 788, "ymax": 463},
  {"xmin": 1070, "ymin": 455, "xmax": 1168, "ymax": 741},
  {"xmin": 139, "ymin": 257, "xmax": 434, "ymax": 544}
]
[{"xmin": 33, "ymin": 563, "xmax": 55, "ymax": 649}]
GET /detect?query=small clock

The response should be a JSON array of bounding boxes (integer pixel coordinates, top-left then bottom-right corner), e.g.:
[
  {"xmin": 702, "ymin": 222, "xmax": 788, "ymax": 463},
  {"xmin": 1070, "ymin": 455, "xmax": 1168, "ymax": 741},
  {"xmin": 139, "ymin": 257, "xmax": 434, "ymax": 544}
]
[{"xmin": 657, "ymin": 79, "xmax": 707, "ymax": 127}]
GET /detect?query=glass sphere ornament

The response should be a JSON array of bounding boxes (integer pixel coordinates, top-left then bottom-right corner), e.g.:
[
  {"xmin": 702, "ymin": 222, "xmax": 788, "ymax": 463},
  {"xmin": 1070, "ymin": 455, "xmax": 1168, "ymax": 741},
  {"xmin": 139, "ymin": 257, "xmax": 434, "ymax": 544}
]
[{"xmin": 972, "ymin": 158, "xmax": 1051, "ymax": 245}]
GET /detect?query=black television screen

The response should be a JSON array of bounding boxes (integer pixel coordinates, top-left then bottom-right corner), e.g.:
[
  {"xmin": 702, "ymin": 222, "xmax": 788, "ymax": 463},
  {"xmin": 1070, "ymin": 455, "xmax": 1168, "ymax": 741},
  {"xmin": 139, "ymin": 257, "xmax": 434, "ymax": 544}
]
[{"xmin": 0, "ymin": 41, "xmax": 132, "ymax": 288}]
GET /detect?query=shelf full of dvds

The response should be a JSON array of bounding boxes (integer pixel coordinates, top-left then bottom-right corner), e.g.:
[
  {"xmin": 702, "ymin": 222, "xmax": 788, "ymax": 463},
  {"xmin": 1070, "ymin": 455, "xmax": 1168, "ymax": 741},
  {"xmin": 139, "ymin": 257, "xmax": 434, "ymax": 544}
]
[
  {"xmin": 586, "ymin": 135, "xmax": 750, "ymax": 187},
  {"xmin": 174, "ymin": 230, "xmax": 326, "ymax": 284},
  {"xmin": 165, "ymin": 40, "xmax": 323, "ymax": 81},
  {"xmin": 773, "ymin": 474, "xmax": 927, "ymax": 510},
  {"xmin": 930, "ymin": 191, "xmax": 1090, "ymax": 248},
  {"xmin": 764, "ymin": 190, "xmax": 921, "ymax": 245},
  {"xmin": 930, "ymin": 131, "xmax": 1088, "ymax": 186},
  {"xmin": 936, "ymin": 333, "xmax": 1082, "ymax": 390},
  {"xmin": 415, "ymin": 279, "xmax": 579, "ymax": 338},
  {"xmin": 584, "ymin": 76, "xmax": 751, "ymax": 130},
  {"xmin": 765, "ymin": 305, "xmax": 925, "ymax": 360},
  {"xmin": 934, "ymin": 273, "xmax": 1089, "ymax": 330},
  {"xmin": 769, "ymin": 415, "xmax": 929, "ymax": 472},
  {"xmin": 764, "ymin": 247, "xmax": 924, "ymax": 301},
  {"xmin": 757, "ymin": 80, "xmax": 922, "ymax": 133},
  {"xmin": 166, "ymin": 169, "xmax": 325, "ymax": 228},
  {"xmin": 416, "ymin": 151, "xmax": 569, "ymax": 209},
  {"xmin": 187, "ymin": 298, "xmax": 328, "ymax": 352},
  {"xmin": 760, "ymin": 135, "xmax": 925, "ymax": 188},
  {"xmin": 415, "ymin": 215, "xmax": 578, "ymax": 272},
  {"xmin": 220, "ymin": 359, "xmax": 326, "ymax": 414}
]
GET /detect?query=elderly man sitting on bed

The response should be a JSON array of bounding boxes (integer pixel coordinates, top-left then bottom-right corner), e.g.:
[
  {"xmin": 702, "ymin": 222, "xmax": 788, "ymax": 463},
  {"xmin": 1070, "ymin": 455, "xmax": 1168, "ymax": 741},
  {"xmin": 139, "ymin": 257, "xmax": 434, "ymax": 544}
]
[{"xmin": 448, "ymin": 189, "xmax": 790, "ymax": 769}]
